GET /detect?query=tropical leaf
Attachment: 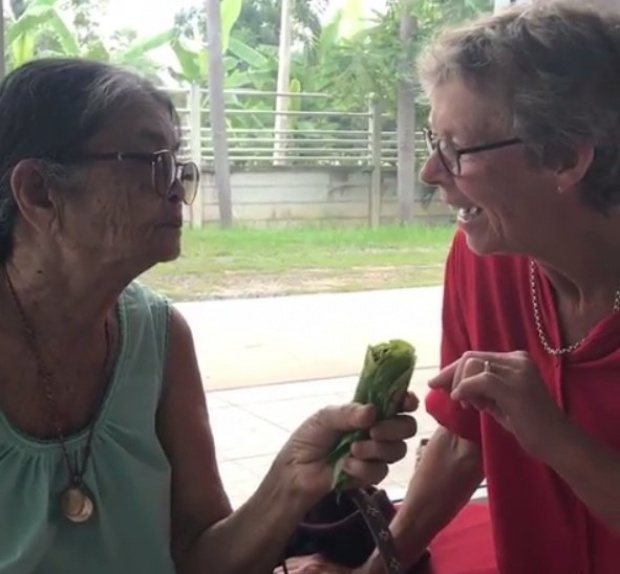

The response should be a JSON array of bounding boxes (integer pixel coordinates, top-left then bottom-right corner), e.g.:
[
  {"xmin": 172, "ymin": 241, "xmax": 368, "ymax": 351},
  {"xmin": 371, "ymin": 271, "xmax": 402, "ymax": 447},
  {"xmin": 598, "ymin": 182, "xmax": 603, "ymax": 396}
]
[
  {"xmin": 115, "ymin": 28, "xmax": 176, "ymax": 64},
  {"xmin": 220, "ymin": 0, "xmax": 243, "ymax": 52},
  {"xmin": 45, "ymin": 10, "xmax": 80, "ymax": 56},
  {"xmin": 83, "ymin": 38, "xmax": 110, "ymax": 61},
  {"xmin": 228, "ymin": 36, "xmax": 270, "ymax": 69},
  {"xmin": 170, "ymin": 36, "xmax": 203, "ymax": 82}
]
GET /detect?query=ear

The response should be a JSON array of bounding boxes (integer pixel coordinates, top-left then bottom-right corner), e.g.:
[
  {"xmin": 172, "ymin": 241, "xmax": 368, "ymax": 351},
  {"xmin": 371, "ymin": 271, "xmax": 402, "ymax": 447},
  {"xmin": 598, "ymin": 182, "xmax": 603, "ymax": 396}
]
[
  {"xmin": 555, "ymin": 141, "xmax": 595, "ymax": 193},
  {"xmin": 10, "ymin": 159, "xmax": 57, "ymax": 234}
]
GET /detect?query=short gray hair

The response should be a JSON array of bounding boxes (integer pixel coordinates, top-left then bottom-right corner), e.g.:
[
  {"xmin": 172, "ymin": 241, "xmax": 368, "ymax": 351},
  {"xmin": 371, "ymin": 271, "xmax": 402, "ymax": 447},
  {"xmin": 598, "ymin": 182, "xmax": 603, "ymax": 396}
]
[
  {"xmin": 417, "ymin": 1, "xmax": 620, "ymax": 211},
  {"xmin": 0, "ymin": 58, "xmax": 178, "ymax": 263}
]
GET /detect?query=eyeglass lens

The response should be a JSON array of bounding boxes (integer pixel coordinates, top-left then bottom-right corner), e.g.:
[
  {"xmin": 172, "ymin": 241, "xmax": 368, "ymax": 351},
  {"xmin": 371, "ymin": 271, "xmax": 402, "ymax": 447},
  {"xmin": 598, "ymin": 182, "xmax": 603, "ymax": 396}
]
[{"xmin": 155, "ymin": 153, "xmax": 199, "ymax": 205}]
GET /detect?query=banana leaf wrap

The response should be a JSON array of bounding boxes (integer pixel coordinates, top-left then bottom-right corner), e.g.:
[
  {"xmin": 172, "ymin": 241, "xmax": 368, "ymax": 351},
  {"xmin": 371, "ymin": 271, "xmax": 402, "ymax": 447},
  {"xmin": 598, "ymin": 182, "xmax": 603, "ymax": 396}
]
[{"xmin": 327, "ymin": 339, "xmax": 416, "ymax": 491}]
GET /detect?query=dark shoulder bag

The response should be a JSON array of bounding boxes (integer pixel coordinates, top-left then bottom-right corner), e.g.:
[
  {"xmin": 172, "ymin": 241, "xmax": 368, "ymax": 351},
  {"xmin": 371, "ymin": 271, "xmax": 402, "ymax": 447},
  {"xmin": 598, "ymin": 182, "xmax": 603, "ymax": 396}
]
[{"xmin": 280, "ymin": 487, "xmax": 431, "ymax": 574}]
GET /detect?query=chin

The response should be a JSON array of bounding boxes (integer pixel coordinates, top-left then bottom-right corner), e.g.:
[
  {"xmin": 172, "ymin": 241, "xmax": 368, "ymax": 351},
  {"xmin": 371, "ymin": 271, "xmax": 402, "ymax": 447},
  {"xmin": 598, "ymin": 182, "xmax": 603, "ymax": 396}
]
[
  {"xmin": 158, "ymin": 244, "xmax": 182, "ymax": 263},
  {"xmin": 462, "ymin": 231, "xmax": 510, "ymax": 257}
]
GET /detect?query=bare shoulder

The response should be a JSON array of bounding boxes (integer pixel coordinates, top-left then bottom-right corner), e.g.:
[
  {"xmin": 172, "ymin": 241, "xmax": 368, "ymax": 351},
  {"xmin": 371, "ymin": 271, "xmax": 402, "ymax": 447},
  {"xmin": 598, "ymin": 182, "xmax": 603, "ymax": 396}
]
[{"xmin": 156, "ymin": 306, "xmax": 232, "ymax": 562}]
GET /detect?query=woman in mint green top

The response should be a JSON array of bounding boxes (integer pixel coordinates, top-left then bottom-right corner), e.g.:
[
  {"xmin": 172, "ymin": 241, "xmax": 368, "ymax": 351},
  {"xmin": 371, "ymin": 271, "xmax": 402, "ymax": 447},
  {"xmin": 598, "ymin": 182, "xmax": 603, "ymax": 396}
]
[{"xmin": 0, "ymin": 58, "xmax": 417, "ymax": 574}]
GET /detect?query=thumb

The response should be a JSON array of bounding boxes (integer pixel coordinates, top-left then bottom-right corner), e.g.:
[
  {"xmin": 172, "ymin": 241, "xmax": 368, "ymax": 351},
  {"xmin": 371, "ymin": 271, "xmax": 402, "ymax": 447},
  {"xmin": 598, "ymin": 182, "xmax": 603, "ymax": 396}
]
[
  {"xmin": 427, "ymin": 360, "xmax": 459, "ymax": 392},
  {"xmin": 319, "ymin": 403, "xmax": 377, "ymax": 432}
]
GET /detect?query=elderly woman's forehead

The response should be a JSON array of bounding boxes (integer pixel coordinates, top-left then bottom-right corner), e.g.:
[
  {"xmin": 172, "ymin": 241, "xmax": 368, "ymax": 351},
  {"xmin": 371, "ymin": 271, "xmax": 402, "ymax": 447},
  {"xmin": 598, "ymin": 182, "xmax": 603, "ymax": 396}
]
[
  {"xmin": 90, "ymin": 107, "xmax": 178, "ymax": 150},
  {"xmin": 429, "ymin": 82, "xmax": 509, "ymax": 136}
]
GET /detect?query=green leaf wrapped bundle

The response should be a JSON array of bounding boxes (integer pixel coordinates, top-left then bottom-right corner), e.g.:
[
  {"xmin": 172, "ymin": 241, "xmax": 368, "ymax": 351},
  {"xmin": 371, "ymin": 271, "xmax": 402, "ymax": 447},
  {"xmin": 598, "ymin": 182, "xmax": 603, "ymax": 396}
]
[{"xmin": 328, "ymin": 339, "xmax": 416, "ymax": 491}]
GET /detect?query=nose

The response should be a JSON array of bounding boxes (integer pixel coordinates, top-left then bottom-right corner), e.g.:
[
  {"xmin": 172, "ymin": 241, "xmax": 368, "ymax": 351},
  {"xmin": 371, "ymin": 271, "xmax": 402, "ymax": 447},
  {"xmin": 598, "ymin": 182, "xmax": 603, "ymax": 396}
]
[
  {"xmin": 419, "ymin": 149, "xmax": 452, "ymax": 188},
  {"xmin": 167, "ymin": 179, "xmax": 184, "ymax": 204}
]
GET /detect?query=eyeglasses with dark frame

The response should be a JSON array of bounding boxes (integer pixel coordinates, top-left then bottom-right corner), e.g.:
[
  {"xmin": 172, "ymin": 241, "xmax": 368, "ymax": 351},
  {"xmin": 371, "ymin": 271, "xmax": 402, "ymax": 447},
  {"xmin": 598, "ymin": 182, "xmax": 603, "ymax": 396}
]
[
  {"xmin": 58, "ymin": 149, "xmax": 200, "ymax": 206},
  {"xmin": 423, "ymin": 127, "xmax": 522, "ymax": 176}
]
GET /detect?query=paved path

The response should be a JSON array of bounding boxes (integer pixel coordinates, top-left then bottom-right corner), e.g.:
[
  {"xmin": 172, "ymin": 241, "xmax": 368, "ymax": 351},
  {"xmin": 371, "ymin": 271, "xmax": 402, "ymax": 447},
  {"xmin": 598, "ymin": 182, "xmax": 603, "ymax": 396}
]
[
  {"xmin": 175, "ymin": 286, "xmax": 444, "ymax": 390},
  {"xmin": 172, "ymin": 286, "xmax": 445, "ymax": 507}
]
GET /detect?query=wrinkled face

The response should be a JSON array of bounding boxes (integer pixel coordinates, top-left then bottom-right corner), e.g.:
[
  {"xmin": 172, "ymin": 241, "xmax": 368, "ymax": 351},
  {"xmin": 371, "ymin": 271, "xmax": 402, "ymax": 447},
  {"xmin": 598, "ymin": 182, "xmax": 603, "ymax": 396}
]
[
  {"xmin": 420, "ymin": 79, "xmax": 563, "ymax": 256},
  {"xmin": 50, "ymin": 99, "xmax": 188, "ymax": 271}
]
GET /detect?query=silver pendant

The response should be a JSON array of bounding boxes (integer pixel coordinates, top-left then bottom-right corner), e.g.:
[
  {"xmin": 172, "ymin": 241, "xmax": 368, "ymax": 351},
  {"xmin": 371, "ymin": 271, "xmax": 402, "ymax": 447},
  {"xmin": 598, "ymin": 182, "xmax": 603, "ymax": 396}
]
[{"xmin": 61, "ymin": 485, "xmax": 95, "ymax": 523}]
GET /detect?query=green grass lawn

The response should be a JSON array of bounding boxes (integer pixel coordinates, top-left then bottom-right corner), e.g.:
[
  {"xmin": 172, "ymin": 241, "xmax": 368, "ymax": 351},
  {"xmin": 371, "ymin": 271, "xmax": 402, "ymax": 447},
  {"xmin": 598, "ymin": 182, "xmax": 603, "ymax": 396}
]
[{"xmin": 139, "ymin": 224, "xmax": 456, "ymax": 301}]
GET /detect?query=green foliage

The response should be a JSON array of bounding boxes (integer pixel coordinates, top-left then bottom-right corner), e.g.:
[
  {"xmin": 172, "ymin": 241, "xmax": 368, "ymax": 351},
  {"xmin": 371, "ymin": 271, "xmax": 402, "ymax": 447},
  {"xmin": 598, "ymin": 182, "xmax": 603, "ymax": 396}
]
[
  {"xmin": 5, "ymin": 0, "xmax": 172, "ymax": 79},
  {"xmin": 323, "ymin": 0, "xmax": 493, "ymax": 122}
]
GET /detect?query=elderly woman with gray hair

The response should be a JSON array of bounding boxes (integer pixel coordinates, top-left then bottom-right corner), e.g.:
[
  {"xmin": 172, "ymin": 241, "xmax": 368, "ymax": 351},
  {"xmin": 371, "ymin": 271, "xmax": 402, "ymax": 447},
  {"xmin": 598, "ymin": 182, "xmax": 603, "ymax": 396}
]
[
  {"xmin": 282, "ymin": 2, "xmax": 620, "ymax": 574},
  {"xmin": 0, "ymin": 58, "xmax": 418, "ymax": 574}
]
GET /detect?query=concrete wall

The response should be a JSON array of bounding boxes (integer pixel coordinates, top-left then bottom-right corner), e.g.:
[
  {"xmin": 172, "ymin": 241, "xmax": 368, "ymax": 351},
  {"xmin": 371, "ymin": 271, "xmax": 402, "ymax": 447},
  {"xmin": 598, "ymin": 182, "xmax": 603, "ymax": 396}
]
[{"xmin": 184, "ymin": 166, "xmax": 452, "ymax": 227}]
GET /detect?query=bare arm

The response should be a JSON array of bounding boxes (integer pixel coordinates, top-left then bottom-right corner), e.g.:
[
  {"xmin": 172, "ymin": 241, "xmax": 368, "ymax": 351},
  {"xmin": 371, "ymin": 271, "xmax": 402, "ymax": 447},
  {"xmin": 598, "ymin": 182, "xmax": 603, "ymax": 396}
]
[
  {"xmin": 365, "ymin": 426, "xmax": 484, "ymax": 574},
  {"xmin": 157, "ymin": 308, "xmax": 315, "ymax": 574}
]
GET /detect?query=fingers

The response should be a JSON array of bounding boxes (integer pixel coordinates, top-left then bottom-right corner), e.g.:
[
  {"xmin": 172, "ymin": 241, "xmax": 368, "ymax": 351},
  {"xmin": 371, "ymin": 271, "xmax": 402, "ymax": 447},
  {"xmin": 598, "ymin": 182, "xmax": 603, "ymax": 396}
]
[
  {"xmin": 427, "ymin": 358, "xmax": 459, "ymax": 391},
  {"xmin": 428, "ymin": 351, "xmax": 514, "ymax": 395},
  {"xmin": 401, "ymin": 391, "xmax": 419, "ymax": 413},
  {"xmin": 318, "ymin": 403, "xmax": 377, "ymax": 433},
  {"xmin": 368, "ymin": 414, "xmax": 417, "ymax": 441},
  {"xmin": 451, "ymin": 369, "xmax": 503, "ymax": 403},
  {"xmin": 350, "ymin": 438, "xmax": 407, "ymax": 464},
  {"xmin": 342, "ymin": 457, "xmax": 389, "ymax": 486}
]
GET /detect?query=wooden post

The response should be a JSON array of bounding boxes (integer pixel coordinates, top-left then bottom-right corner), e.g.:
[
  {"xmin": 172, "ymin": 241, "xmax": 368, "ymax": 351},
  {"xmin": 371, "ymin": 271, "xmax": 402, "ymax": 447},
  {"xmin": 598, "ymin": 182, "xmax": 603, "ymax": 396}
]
[
  {"xmin": 368, "ymin": 97, "xmax": 383, "ymax": 229},
  {"xmin": 188, "ymin": 84, "xmax": 204, "ymax": 229}
]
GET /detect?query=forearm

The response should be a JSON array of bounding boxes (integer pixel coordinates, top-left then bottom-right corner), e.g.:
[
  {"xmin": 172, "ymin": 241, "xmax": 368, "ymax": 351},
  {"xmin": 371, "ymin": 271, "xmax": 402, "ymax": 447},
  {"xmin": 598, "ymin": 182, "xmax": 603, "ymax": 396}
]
[
  {"xmin": 181, "ymin": 470, "xmax": 315, "ymax": 574},
  {"xmin": 543, "ymin": 416, "xmax": 620, "ymax": 534},
  {"xmin": 367, "ymin": 427, "xmax": 483, "ymax": 573}
]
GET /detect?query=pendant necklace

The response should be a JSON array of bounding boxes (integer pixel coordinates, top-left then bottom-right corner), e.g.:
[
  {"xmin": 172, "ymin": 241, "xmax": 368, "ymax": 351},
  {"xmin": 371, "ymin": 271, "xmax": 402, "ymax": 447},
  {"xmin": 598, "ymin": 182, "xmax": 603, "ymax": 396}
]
[{"xmin": 4, "ymin": 269, "xmax": 112, "ymax": 524}]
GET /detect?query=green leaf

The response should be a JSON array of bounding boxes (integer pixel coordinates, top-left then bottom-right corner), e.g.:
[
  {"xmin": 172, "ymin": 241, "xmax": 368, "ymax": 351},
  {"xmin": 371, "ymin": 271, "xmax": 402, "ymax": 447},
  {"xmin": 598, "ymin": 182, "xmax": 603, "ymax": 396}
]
[
  {"xmin": 83, "ymin": 39, "xmax": 110, "ymax": 61},
  {"xmin": 170, "ymin": 37, "xmax": 202, "ymax": 82},
  {"xmin": 221, "ymin": 0, "xmax": 243, "ymax": 52},
  {"xmin": 115, "ymin": 28, "xmax": 176, "ymax": 63},
  {"xmin": 45, "ymin": 11, "xmax": 80, "ymax": 56},
  {"xmin": 6, "ymin": 8, "xmax": 53, "ymax": 45},
  {"xmin": 228, "ymin": 36, "xmax": 269, "ymax": 69}
]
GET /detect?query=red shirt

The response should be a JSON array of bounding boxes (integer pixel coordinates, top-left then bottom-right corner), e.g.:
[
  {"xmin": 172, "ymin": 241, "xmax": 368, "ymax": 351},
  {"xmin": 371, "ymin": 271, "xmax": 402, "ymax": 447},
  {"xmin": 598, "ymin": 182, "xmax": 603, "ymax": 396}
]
[{"xmin": 425, "ymin": 230, "xmax": 620, "ymax": 574}]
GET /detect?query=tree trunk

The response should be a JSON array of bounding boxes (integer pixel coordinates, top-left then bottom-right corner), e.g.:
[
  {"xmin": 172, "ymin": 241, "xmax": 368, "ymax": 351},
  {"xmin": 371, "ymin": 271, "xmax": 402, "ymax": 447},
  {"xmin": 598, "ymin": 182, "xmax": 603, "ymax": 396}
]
[
  {"xmin": 396, "ymin": 0, "xmax": 416, "ymax": 225},
  {"xmin": 205, "ymin": 0, "xmax": 233, "ymax": 228},
  {"xmin": 273, "ymin": 0, "xmax": 293, "ymax": 165}
]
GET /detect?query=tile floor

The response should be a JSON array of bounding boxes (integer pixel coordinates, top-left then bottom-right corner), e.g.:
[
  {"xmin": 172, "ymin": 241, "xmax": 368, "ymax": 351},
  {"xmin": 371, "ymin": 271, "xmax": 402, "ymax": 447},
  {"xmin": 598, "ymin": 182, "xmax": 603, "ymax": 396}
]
[{"xmin": 208, "ymin": 366, "xmax": 442, "ymax": 508}]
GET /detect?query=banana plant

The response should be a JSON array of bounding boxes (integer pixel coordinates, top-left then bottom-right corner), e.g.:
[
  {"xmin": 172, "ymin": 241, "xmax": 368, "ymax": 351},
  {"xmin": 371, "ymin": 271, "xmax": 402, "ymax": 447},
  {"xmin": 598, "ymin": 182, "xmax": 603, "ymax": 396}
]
[
  {"xmin": 169, "ymin": 0, "xmax": 243, "ymax": 86},
  {"xmin": 5, "ymin": 0, "xmax": 174, "ymax": 76}
]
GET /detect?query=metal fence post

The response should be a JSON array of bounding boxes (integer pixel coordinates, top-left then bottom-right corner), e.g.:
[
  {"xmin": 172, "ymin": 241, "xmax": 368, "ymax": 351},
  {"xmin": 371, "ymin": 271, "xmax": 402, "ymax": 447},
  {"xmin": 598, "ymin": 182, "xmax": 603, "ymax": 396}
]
[
  {"xmin": 368, "ymin": 97, "xmax": 383, "ymax": 229},
  {"xmin": 189, "ymin": 84, "xmax": 204, "ymax": 228}
]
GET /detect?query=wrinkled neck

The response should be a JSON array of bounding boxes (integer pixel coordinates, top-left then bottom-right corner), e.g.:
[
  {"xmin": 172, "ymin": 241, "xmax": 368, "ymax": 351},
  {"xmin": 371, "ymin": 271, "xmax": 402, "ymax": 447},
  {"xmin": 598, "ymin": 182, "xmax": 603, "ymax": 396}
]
[{"xmin": 2, "ymin": 239, "xmax": 135, "ymax": 339}]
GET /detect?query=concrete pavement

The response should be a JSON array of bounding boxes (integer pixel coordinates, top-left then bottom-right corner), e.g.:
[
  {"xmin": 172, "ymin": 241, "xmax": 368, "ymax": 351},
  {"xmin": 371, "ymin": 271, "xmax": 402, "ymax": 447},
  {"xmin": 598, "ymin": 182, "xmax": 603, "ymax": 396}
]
[
  {"xmin": 172, "ymin": 286, "xmax": 446, "ymax": 507},
  {"xmin": 175, "ymin": 286, "xmax": 444, "ymax": 391}
]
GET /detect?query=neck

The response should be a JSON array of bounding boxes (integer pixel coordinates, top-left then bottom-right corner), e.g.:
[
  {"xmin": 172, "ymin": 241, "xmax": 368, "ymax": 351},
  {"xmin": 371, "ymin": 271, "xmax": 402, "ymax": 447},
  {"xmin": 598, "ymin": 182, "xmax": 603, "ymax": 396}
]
[
  {"xmin": 531, "ymin": 210, "xmax": 620, "ymax": 307},
  {"xmin": 2, "ymin": 243, "xmax": 137, "ymax": 338}
]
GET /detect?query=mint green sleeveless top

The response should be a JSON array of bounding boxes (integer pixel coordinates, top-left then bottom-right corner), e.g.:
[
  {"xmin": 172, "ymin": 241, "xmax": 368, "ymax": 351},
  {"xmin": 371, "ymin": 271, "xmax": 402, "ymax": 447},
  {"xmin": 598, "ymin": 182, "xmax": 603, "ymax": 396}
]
[{"xmin": 0, "ymin": 282, "xmax": 177, "ymax": 574}]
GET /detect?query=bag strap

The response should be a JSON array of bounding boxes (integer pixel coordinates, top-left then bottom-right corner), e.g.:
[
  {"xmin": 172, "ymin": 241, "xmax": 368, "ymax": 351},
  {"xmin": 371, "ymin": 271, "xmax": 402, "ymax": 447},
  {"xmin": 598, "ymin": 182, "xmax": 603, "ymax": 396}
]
[
  {"xmin": 348, "ymin": 489, "xmax": 403, "ymax": 574},
  {"xmin": 278, "ymin": 488, "xmax": 403, "ymax": 574}
]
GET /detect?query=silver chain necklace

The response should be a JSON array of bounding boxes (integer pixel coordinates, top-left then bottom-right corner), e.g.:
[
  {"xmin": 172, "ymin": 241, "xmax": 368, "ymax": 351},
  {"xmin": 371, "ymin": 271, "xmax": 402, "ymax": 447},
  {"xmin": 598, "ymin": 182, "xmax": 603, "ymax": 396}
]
[{"xmin": 529, "ymin": 259, "xmax": 620, "ymax": 356}]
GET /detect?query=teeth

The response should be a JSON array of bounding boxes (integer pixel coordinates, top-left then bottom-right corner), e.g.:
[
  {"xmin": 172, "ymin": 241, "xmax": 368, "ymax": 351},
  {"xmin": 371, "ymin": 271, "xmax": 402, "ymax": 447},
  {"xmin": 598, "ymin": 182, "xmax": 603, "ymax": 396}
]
[{"xmin": 457, "ymin": 206, "xmax": 483, "ymax": 221}]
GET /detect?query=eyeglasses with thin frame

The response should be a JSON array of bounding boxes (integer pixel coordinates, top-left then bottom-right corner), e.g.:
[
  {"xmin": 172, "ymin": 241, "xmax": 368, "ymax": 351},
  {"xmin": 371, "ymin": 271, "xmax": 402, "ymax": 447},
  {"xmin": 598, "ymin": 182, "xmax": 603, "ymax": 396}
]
[
  {"xmin": 424, "ymin": 127, "xmax": 522, "ymax": 176},
  {"xmin": 58, "ymin": 149, "xmax": 200, "ymax": 206}
]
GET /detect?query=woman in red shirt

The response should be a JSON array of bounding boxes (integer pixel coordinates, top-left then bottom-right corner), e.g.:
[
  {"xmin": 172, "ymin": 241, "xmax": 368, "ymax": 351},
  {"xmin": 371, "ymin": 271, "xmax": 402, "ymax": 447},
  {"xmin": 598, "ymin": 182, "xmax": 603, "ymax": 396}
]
[
  {"xmin": 285, "ymin": 3, "xmax": 620, "ymax": 574},
  {"xmin": 387, "ymin": 2, "xmax": 620, "ymax": 573}
]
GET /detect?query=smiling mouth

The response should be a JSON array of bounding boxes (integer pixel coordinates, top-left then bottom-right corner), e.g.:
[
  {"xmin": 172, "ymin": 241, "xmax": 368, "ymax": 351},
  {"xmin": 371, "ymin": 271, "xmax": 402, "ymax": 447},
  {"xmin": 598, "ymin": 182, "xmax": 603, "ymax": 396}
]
[{"xmin": 456, "ymin": 206, "xmax": 483, "ymax": 223}]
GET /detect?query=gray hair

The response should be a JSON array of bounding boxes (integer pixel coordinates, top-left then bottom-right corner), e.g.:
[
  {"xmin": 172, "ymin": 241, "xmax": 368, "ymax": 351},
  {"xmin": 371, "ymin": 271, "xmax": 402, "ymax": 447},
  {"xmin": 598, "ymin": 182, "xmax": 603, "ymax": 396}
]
[
  {"xmin": 417, "ymin": 0, "xmax": 620, "ymax": 212},
  {"xmin": 0, "ymin": 58, "xmax": 178, "ymax": 263}
]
